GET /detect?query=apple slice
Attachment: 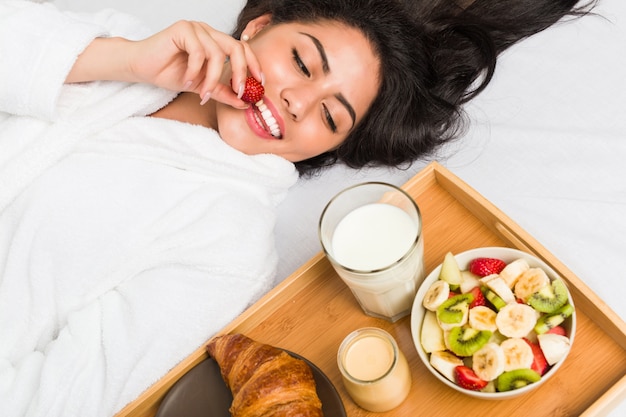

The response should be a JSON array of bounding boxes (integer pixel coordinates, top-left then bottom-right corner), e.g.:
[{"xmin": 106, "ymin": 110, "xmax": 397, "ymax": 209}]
[
  {"xmin": 439, "ymin": 252, "xmax": 462, "ymax": 286},
  {"xmin": 537, "ymin": 333, "xmax": 571, "ymax": 365},
  {"xmin": 459, "ymin": 270, "xmax": 481, "ymax": 294},
  {"xmin": 421, "ymin": 310, "xmax": 446, "ymax": 353}
]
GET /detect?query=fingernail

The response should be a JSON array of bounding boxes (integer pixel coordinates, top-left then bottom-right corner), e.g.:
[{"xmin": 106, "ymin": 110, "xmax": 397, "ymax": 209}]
[
  {"xmin": 183, "ymin": 80, "xmax": 193, "ymax": 90},
  {"xmin": 237, "ymin": 82, "xmax": 245, "ymax": 99},
  {"xmin": 260, "ymin": 72, "xmax": 266, "ymax": 86},
  {"xmin": 200, "ymin": 92, "xmax": 211, "ymax": 106}
]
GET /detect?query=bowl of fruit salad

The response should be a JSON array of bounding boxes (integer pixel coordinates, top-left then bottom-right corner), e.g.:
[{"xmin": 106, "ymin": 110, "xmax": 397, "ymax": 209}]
[{"xmin": 410, "ymin": 247, "xmax": 575, "ymax": 399}]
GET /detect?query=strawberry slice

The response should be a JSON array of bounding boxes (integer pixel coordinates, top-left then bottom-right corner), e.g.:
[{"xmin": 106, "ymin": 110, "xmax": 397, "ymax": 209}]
[
  {"xmin": 469, "ymin": 257, "xmax": 507, "ymax": 277},
  {"xmin": 455, "ymin": 366, "xmax": 488, "ymax": 391},
  {"xmin": 240, "ymin": 76, "xmax": 264, "ymax": 103},
  {"xmin": 468, "ymin": 286, "xmax": 487, "ymax": 308},
  {"xmin": 523, "ymin": 338, "xmax": 550, "ymax": 376},
  {"xmin": 546, "ymin": 326, "xmax": 567, "ymax": 336}
]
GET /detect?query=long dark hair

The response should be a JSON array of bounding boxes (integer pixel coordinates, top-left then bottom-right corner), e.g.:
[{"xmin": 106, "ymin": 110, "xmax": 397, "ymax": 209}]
[{"xmin": 233, "ymin": 0, "xmax": 596, "ymax": 176}]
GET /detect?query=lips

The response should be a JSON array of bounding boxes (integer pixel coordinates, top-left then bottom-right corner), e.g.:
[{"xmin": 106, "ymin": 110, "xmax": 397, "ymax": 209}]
[{"xmin": 246, "ymin": 98, "xmax": 284, "ymax": 139}]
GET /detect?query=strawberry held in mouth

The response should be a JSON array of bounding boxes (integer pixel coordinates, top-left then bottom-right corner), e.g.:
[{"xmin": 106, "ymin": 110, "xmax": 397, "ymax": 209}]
[
  {"xmin": 237, "ymin": 77, "xmax": 283, "ymax": 139},
  {"xmin": 240, "ymin": 76, "xmax": 265, "ymax": 104}
]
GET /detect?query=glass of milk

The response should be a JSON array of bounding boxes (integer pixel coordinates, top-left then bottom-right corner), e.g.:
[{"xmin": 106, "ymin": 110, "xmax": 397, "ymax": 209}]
[
  {"xmin": 319, "ymin": 182, "xmax": 424, "ymax": 322},
  {"xmin": 337, "ymin": 327, "xmax": 411, "ymax": 411}
]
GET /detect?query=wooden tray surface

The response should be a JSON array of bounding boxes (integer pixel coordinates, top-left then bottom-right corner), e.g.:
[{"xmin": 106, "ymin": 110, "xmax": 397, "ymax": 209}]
[{"xmin": 118, "ymin": 162, "xmax": 626, "ymax": 417}]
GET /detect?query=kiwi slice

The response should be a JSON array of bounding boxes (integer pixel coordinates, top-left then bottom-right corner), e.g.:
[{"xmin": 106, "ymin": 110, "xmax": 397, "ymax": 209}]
[
  {"xmin": 528, "ymin": 279, "xmax": 568, "ymax": 313},
  {"xmin": 482, "ymin": 287, "xmax": 507, "ymax": 311},
  {"xmin": 447, "ymin": 326, "xmax": 492, "ymax": 356},
  {"xmin": 534, "ymin": 303, "xmax": 574, "ymax": 334},
  {"xmin": 496, "ymin": 369, "xmax": 541, "ymax": 392},
  {"xmin": 437, "ymin": 293, "xmax": 473, "ymax": 325}
]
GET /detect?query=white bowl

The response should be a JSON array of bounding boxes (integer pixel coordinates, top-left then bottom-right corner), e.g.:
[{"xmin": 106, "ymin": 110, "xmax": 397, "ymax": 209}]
[{"xmin": 410, "ymin": 247, "xmax": 576, "ymax": 399}]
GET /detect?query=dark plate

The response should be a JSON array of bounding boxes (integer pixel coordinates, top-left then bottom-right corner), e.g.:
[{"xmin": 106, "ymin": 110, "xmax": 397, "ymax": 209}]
[{"xmin": 155, "ymin": 351, "xmax": 346, "ymax": 417}]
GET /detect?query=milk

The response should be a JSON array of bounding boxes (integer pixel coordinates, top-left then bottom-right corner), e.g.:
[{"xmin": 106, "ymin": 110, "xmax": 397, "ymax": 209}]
[
  {"xmin": 338, "ymin": 328, "xmax": 411, "ymax": 412},
  {"xmin": 331, "ymin": 203, "xmax": 417, "ymax": 271},
  {"xmin": 329, "ymin": 203, "xmax": 424, "ymax": 321}
]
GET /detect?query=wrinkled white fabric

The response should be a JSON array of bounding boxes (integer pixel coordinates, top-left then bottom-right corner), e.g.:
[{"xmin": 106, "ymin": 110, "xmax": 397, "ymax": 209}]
[{"xmin": 0, "ymin": 1, "xmax": 297, "ymax": 416}]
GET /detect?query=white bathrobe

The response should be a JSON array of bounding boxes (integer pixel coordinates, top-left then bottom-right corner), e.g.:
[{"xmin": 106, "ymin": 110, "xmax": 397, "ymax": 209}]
[{"xmin": 0, "ymin": 1, "xmax": 298, "ymax": 416}]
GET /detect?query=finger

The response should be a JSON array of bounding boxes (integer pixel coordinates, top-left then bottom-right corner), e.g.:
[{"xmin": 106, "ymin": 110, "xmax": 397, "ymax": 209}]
[
  {"xmin": 183, "ymin": 24, "xmax": 225, "ymax": 87},
  {"xmin": 227, "ymin": 39, "xmax": 264, "ymax": 98},
  {"xmin": 195, "ymin": 26, "xmax": 247, "ymax": 95},
  {"xmin": 165, "ymin": 21, "xmax": 210, "ymax": 84},
  {"xmin": 207, "ymin": 83, "xmax": 249, "ymax": 109},
  {"xmin": 194, "ymin": 23, "xmax": 257, "ymax": 96},
  {"xmin": 240, "ymin": 41, "xmax": 264, "ymax": 85},
  {"xmin": 197, "ymin": 53, "xmax": 227, "ymax": 100},
  {"xmin": 186, "ymin": 23, "xmax": 232, "ymax": 98},
  {"xmin": 226, "ymin": 42, "xmax": 250, "ymax": 98}
]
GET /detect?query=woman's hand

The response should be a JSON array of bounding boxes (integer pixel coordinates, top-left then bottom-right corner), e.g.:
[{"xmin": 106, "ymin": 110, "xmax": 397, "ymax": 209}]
[
  {"xmin": 66, "ymin": 20, "xmax": 262, "ymax": 108},
  {"xmin": 128, "ymin": 20, "xmax": 263, "ymax": 108}
]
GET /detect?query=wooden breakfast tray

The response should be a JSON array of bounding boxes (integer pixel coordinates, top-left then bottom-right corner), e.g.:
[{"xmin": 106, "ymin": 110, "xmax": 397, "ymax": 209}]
[{"xmin": 118, "ymin": 161, "xmax": 626, "ymax": 417}]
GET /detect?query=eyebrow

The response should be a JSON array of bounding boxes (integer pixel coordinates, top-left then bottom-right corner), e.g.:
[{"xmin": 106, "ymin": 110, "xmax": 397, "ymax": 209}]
[{"xmin": 300, "ymin": 32, "xmax": 357, "ymax": 129}]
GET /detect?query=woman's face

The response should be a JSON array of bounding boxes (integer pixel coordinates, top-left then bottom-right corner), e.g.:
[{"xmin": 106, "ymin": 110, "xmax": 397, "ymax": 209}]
[{"xmin": 215, "ymin": 18, "xmax": 381, "ymax": 162}]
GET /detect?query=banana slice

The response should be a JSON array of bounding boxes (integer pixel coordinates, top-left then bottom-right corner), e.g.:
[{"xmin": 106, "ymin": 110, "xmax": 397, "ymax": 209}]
[
  {"xmin": 496, "ymin": 303, "xmax": 538, "ymax": 338},
  {"xmin": 443, "ymin": 329, "xmax": 452, "ymax": 351},
  {"xmin": 499, "ymin": 258, "xmax": 530, "ymax": 288},
  {"xmin": 469, "ymin": 305, "xmax": 498, "ymax": 332},
  {"xmin": 514, "ymin": 268, "xmax": 550, "ymax": 302},
  {"xmin": 430, "ymin": 350, "xmax": 464, "ymax": 382},
  {"xmin": 423, "ymin": 279, "xmax": 450, "ymax": 311},
  {"xmin": 472, "ymin": 342, "xmax": 505, "ymax": 381},
  {"xmin": 500, "ymin": 337, "xmax": 534, "ymax": 371},
  {"xmin": 480, "ymin": 274, "xmax": 516, "ymax": 304}
]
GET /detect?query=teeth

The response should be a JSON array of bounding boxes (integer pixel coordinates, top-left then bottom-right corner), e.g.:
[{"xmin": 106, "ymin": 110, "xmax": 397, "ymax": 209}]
[{"xmin": 255, "ymin": 100, "xmax": 281, "ymax": 138}]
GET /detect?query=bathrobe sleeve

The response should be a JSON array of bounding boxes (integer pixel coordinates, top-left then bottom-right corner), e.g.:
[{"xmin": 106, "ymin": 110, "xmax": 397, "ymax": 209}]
[
  {"xmin": 0, "ymin": 1, "xmax": 176, "ymax": 213},
  {"xmin": 0, "ymin": 0, "xmax": 151, "ymax": 120}
]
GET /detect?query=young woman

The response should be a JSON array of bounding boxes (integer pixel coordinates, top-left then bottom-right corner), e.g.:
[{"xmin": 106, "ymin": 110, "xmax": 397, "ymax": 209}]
[
  {"xmin": 0, "ymin": 1, "xmax": 594, "ymax": 416},
  {"xmin": 231, "ymin": 0, "xmax": 596, "ymax": 175}
]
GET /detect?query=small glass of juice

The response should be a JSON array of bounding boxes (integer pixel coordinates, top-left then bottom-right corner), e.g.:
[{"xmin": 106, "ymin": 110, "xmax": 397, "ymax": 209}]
[{"xmin": 337, "ymin": 327, "xmax": 411, "ymax": 412}]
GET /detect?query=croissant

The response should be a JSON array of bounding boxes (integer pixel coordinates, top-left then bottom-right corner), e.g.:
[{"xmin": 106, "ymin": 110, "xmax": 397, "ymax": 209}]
[{"xmin": 206, "ymin": 333, "xmax": 324, "ymax": 417}]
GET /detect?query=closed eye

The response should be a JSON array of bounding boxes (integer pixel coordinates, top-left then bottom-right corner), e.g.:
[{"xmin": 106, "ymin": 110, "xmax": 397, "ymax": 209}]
[
  {"xmin": 323, "ymin": 104, "xmax": 337, "ymax": 133},
  {"xmin": 292, "ymin": 48, "xmax": 311, "ymax": 77},
  {"xmin": 293, "ymin": 47, "xmax": 338, "ymax": 132}
]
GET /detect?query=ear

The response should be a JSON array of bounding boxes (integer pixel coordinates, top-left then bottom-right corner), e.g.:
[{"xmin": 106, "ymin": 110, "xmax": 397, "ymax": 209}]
[{"xmin": 242, "ymin": 13, "xmax": 272, "ymax": 39}]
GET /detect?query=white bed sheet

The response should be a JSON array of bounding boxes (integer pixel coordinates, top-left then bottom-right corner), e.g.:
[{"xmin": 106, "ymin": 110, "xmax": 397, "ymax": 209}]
[{"xmin": 49, "ymin": 0, "xmax": 626, "ymax": 415}]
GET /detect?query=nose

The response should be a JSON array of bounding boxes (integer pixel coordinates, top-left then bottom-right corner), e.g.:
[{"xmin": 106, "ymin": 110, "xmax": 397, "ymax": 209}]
[{"xmin": 281, "ymin": 86, "xmax": 317, "ymax": 122}]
